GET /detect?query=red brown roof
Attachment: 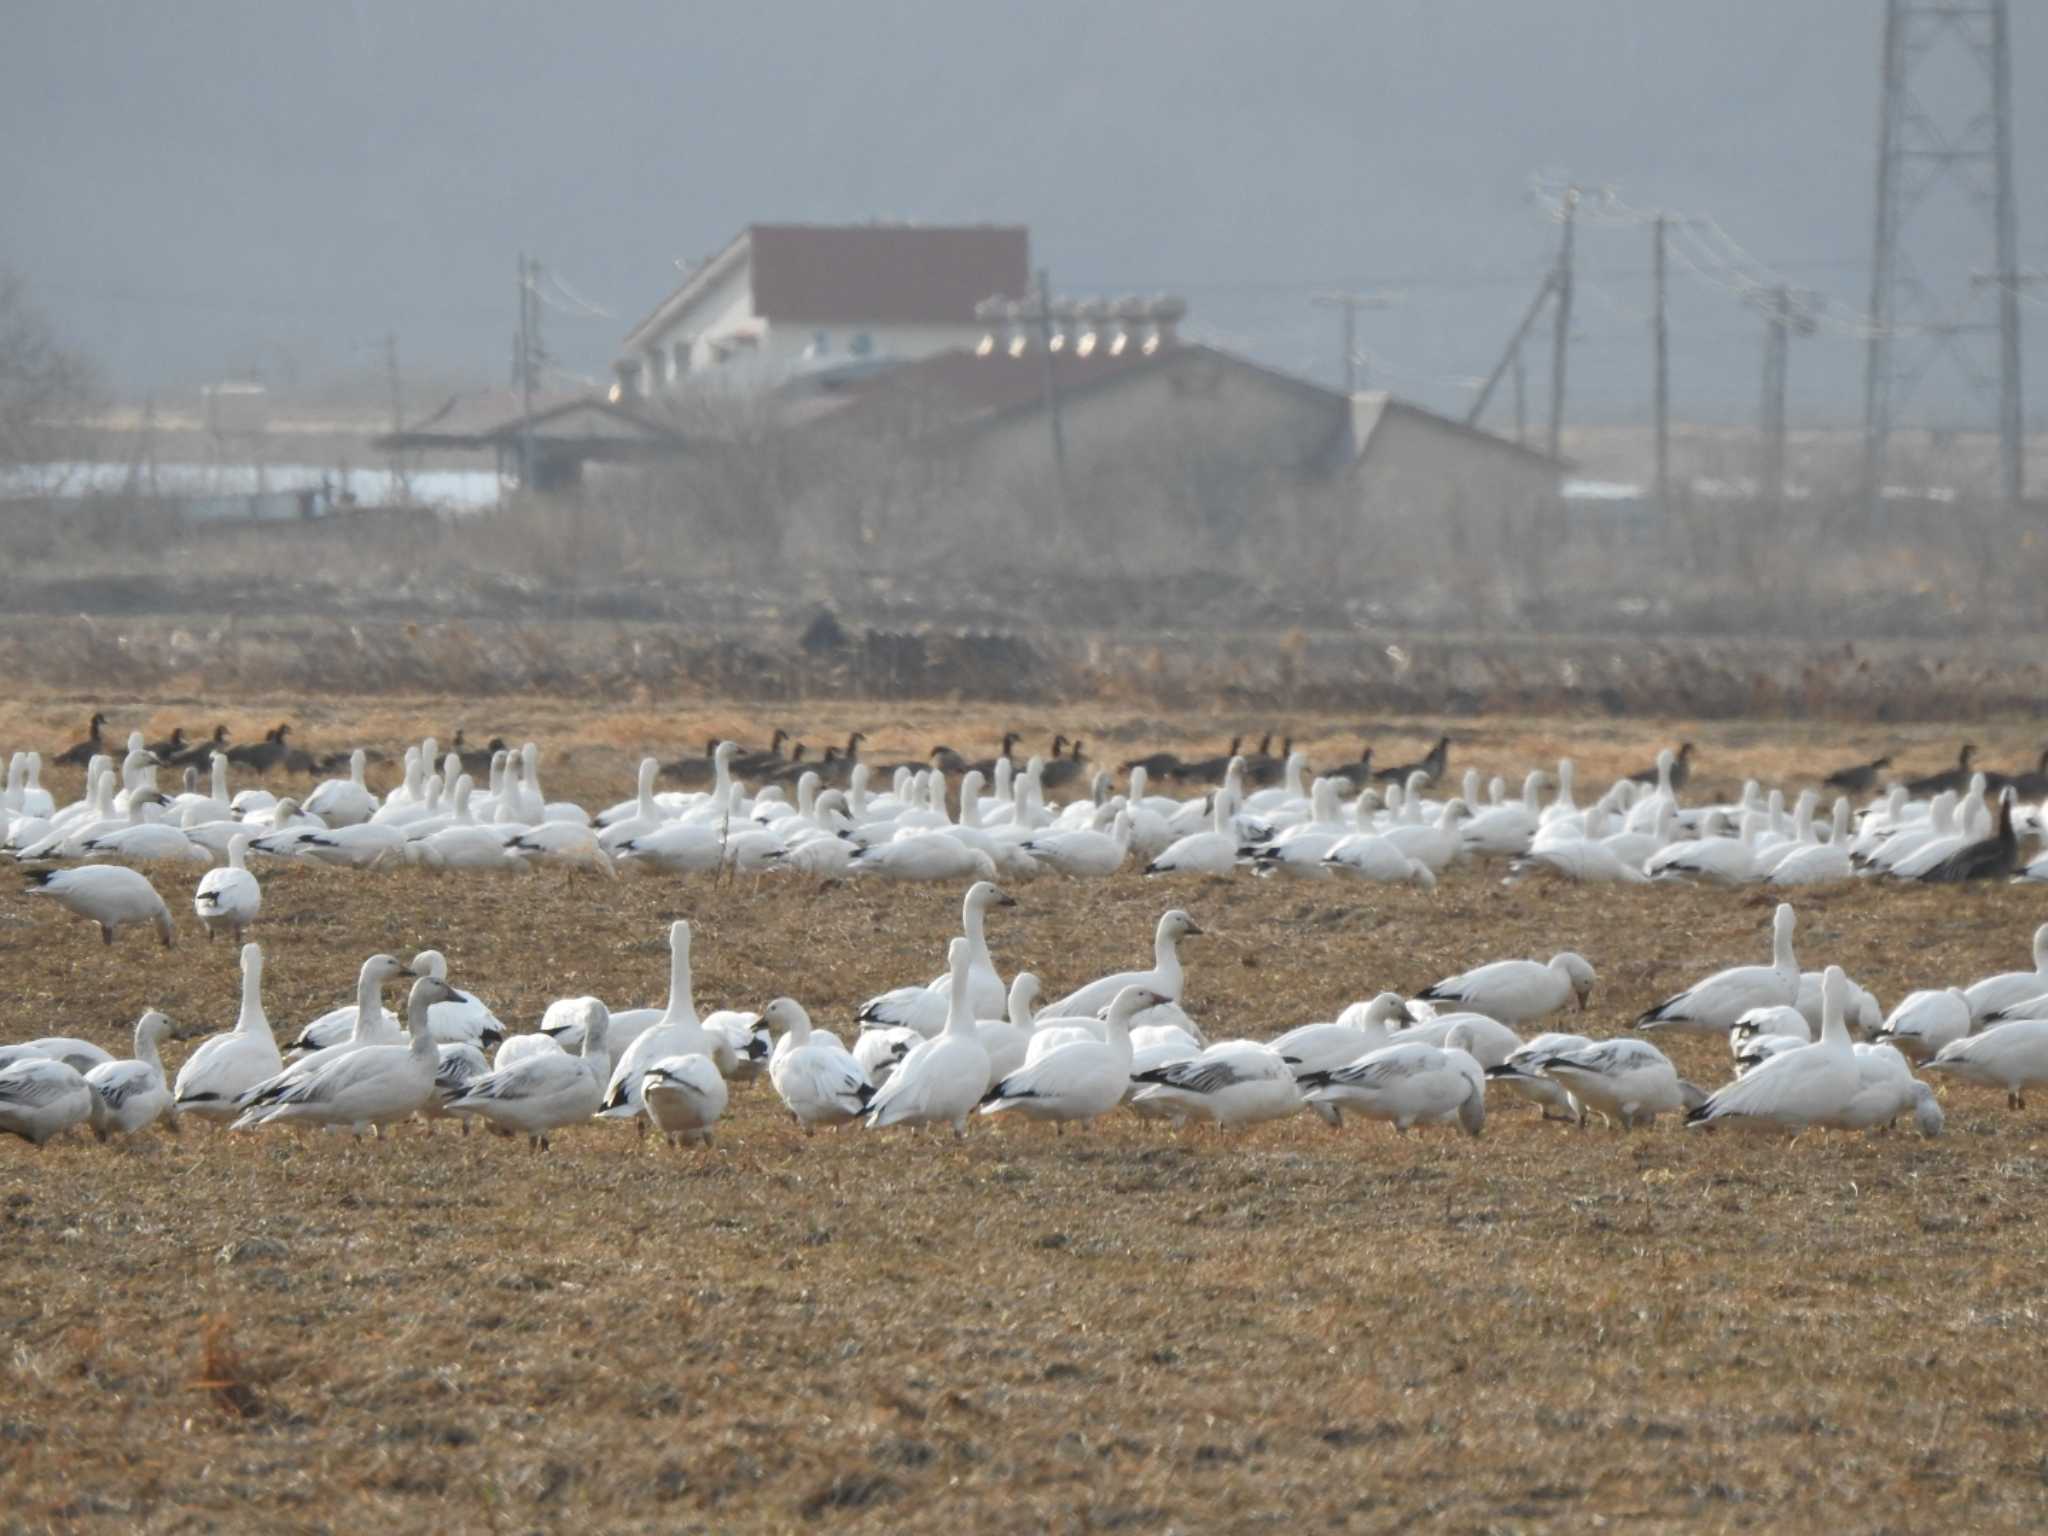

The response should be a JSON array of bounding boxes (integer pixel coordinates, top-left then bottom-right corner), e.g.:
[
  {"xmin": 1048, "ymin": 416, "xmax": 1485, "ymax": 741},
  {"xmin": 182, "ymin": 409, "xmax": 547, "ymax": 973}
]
[{"xmin": 746, "ymin": 224, "xmax": 1029, "ymax": 326}]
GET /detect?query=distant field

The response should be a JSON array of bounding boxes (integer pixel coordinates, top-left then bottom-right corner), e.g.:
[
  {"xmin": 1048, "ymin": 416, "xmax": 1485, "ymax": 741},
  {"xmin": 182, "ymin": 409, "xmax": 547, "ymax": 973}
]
[{"xmin": 4, "ymin": 701, "xmax": 2048, "ymax": 1531}]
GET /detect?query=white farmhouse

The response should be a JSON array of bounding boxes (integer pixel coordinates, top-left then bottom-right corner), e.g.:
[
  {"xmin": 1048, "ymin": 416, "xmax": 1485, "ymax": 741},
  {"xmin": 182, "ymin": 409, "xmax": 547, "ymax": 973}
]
[{"xmin": 613, "ymin": 222, "xmax": 1030, "ymax": 400}]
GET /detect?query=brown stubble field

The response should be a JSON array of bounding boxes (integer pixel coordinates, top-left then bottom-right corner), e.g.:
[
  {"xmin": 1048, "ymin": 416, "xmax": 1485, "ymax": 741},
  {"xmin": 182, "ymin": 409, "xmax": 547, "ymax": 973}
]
[{"xmin": 4, "ymin": 695, "xmax": 2048, "ymax": 1532}]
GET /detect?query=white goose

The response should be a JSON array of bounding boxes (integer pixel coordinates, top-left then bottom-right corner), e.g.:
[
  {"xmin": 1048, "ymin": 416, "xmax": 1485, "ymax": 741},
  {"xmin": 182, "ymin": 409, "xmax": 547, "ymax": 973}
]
[
  {"xmin": 1040, "ymin": 909, "xmax": 1202, "ymax": 1021},
  {"xmin": 1482, "ymin": 1031, "xmax": 1594, "ymax": 1121},
  {"xmin": 0, "ymin": 1058, "xmax": 95, "ymax": 1144},
  {"xmin": 1392, "ymin": 1008, "xmax": 1524, "ymax": 1068},
  {"xmin": 282, "ymin": 953, "xmax": 412, "ymax": 1063},
  {"xmin": 24, "ymin": 865, "xmax": 174, "ymax": 947},
  {"xmin": 1959, "ymin": 923, "xmax": 2048, "ymax": 1023},
  {"xmin": 84, "ymin": 1010, "xmax": 177, "ymax": 1140},
  {"xmin": 763, "ymin": 998, "xmax": 873, "ymax": 1133},
  {"xmin": 864, "ymin": 938, "xmax": 992, "ymax": 1136},
  {"xmin": 1637, "ymin": 903, "xmax": 1799, "ymax": 1034},
  {"xmin": 1128, "ymin": 1039, "xmax": 1302, "ymax": 1127},
  {"xmin": 446, "ymin": 1003, "xmax": 611, "ymax": 1149},
  {"xmin": 1870, "ymin": 988, "xmax": 1971, "ymax": 1062},
  {"xmin": 599, "ymin": 920, "xmax": 723, "ymax": 1119},
  {"xmin": 193, "ymin": 835, "xmax": 261, "ymax": 942},
  {"xmin": 981, "ymin": 985, "xmax": 1162, "ymax": 1131},
  {"xmin": 1819, "ymin": 1042, "xmax": 1928, "ymax": 1132},
  {"xmin": 0, "ymin": 1037, "xmax": 114, "ymax": 1075},
  {"xmin": 1143, "ymin": 790, "xmax": 1243, "ymax": 878},
  {"xmin": 1925, "ymin": 1017, "xmax": 2048, "ymax": 1110},
  {"xmin": 1540, "ymin": 1038, "xmax": 1701, "ymax": 1128},
  {"xmin": 974, "ymin": 973, "xmax": 1042, "ymax": 1083},
  {"xmin": 1296, "ymin": 1027, "xmax": 1485, "ymax": 1135},
  {"xmin": 1685, "ymin": 965, "xmax": 1859, "ymax": 1132},
  {"xmin": 1269, "ymin": 993, "xmax": 1406, "ymax": 1125},
  {"xmin": 640, "ymin": 1052, "xmax": 729, "ymax": 1146},
  {"xmin": 1413, "ymin": 951, "xmax": 1595, "ymax": 1025},
  {"xmin": 1020, "ymin": 811, "xmax": 1131, "ymax": 879},
  {"xmin": 855, "ymin": 881, "xmax": 1014, "ymax": 1037},
  {"xmin": 303, "ymin": 748, "xmax": 378, "ymax": 826},
  {"xmin": 232, "ymin": 976, "xmax": 458, "ymax": 1135},
  {"xmin": 173, "ymin": 943, "xmax": 284, "ymax": 1121}
]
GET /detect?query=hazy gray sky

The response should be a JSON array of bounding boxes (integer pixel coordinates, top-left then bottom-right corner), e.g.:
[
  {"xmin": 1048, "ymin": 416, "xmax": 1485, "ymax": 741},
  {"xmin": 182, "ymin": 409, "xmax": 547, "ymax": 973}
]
[{"xmin": 5, "ymin": 1, "xmax": 2043, "ymax": 427}]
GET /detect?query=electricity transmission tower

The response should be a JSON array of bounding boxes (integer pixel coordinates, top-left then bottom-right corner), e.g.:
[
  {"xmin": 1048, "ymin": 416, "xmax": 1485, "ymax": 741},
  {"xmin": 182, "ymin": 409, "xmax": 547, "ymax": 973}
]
[{"xmin": 1863, "ymin": 0, "xmax": 2024, "ymax": 506}]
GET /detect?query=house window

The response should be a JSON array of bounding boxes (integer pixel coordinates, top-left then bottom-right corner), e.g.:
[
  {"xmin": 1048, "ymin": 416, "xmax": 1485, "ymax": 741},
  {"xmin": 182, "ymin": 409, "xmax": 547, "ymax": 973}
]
[{"xmin": 850, "ymin": 332, "xmax": 874, "ymax": 357}]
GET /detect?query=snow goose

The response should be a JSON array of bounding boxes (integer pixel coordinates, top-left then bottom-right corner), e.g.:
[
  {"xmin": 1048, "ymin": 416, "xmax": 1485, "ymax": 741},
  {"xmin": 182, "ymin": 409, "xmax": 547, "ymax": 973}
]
[
  {"xmin": 1457, "ymin": 770, "xmax": 1547, "ymax": 857},
  {"xmin": 246, "ymin": 954, "xmax": 412, "ymax": 1102},
  {"xmin": 1393, "ymin": 1008, "xmax": 1523, "ymax": 1069},
  {"xmin": 1871, "ymin": 988, "xmax": 1970, "ymax": 1062},
  {"xmin": 0, "ymin": 1058, "xmax": 95, "ymax": 1144},
  {"xmin": 1270, "ymin": 993, "xmax": 1406, "ymax": 1125},
  {"xmin": 761, "ymin": 998, "xmax": 873, "ymax": 1133},
  {"xmin": 233, "ymin": 977, "xmax": 458, "ymax": 1135},
  {"xmin": 981, "ymin": 985, "xmax": 1162, "ymax": 1131},
  {"xmin": 1767, "ymin": 797, "xmax": 1854, "ymax": 884},
  {"xmin": 1144, "ymin": 790, "xmax": 1244, "ymax": 878},
  {"xmin": 405, "ymin": 950, "xmax": 507, "ymax": 1050},
  {"xmin": 640, "ymin": 1060, "xmax": 729, "ymax": 1143},
  {"xmin": 23, "ymin": 865, "xmax": 174, "ymax": 947},
  {"xmin": 193, "ymin": 835, "xmax": 261, "ymax": 943},
  {"xmin": 864, "ymin": 938, "xmax": 992, "ymax": 1136},
  {"xmin": 1322, "ymin": 826, "xmax": 1437, "ymax": 888},
  {"xmin": 172, "ymin": 943, "xmax": 283, "ymax": 1120},
  {"xmin": 446, "ymin": 1000, "xmax": 611, "ymax": 1149},
  {"xmin": 1482, "ymin": 1031, "xmax": 1594, "ymax": 1122},
  {"xmin": 849, "ymin": 831, "xmax": 997, "ymax": 884},
  {"xmin": 1820, "ymin": 1042, "xmax": 1925, "ymax": 1132},
  {"xmin": 598, "ymin": 920, "xmax": 722, "ymax": 1118},
  {"xmin": 1040, "ymin": 908, "xmax": 1203, "ymax": 1021},
  {"xmin": 852, "ymin": 1025, "xmax": 919, "ymax": 1089},
  {"xmin": 285, "ymin": 953, "xmax": 412, "ymax": 1058},
  {"xmin": 425, "ymin": 1042, "xmax": 491, "ymax": 1132},
  {"xmin": 596, "ymin": 758, "xmax": 668, "ymax": 851},
  {"xmin": 1957, "ymin": 923, "xmax": 2048, "ymax": 1022},
  {"xmin": 1541, "ymin": 1038, "xmax": 1702, "ymax": 1128},
  {"xmin": 1296, "ymin": 1027, "xmax": 1484, "ymax": 1135},
  {"xmin": 1730, "ymin": 1004, "xmax": 1811, "ymax": 1053},
  {"xmin": 975, "ymin": 973, "xmax": 1042, "ymax": 1083},
  {"xmin": 303, "ymin": 748, "xmax": 378, "ymax": 827},
  {"xmin": 1129, "ymin": 1039, "xmax": 1303, "ymax": 1127},
  {"xmin": 1414, "ymin": 951, "xmax": 1594, "ymax": 1025},
  {"xmin": 855, "ymin": 881, "xmax": 1015, "ymax": 1037},
  {"xmin": 1924, "ymin": 1018, "xmax": 2048, "ymax": 1109},
  {"xmin": 84, "ymin": 1011, "xmax": 177, "ymax": 1140},
  {"xmin": 1512, "ymin": 833, "xmax": 1650, "ymax": 885},
  {"xmin": 1686, "ymin": 965, "xmax": 1859, "ymax": 1132},
  {"xmin": 1021, "ymin": 811, "xmax": 1131, "ymax": 879},
  {"xmin": 1637, "ymin": 903, "xmax": 1799, "ymax": 1034}
]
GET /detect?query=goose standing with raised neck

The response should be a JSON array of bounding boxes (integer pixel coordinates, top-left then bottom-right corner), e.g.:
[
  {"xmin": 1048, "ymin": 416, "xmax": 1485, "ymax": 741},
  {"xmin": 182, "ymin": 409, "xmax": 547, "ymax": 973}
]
[
  {"xmin": 172, "ymin": 943, "xmax": 283, "ymax": 1120},
  {"xmin": 1686, "ymin": 965, "xmax": 1858, "ymax": 1131},
  {"xmin": 1040, "ymin": 909, "xmax": 1203, "ymax": 1021},
  {"xmin": 232, "ymin": 976, "xmax": 459, "ymax": 1135},
  {"xmin": 864, "ymin": 938, "xmax": 992, "ymax": 1136},
  {"xmin": 1637, "ymin": 903, "xmax": 1799, "ymax": 1033},
  {"xmin": 85, "ymin": 1011, "xmax": 178, "ymax": 1140},
  {"xmin": 854, "ymin": 881, "xmax": 1014, "ymax": 1037},
  {"xmin": 980, "ymin": 985, "xmax": 1163, "ymax": 1131},
  {"xmin": 600, "ymin": 920, "xmax": 720, "ymax": 1119},
  {"xmin": 764, "ymin": 997, "xmax": 875, "ymax": 1133}
]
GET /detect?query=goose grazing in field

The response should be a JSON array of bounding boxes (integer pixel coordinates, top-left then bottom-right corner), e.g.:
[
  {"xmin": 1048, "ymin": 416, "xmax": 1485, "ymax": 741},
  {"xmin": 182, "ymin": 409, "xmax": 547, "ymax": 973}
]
[
  {"xmin": 599, "ymin": 920, "xmax": 724, "ymax": 1119},
  {"xmin": 83, "ymin": 1011, "xmax": 177, "ymax": 1140},
  {"xmin": 854, "ymin": 881, "xmax": 1014, "ymax": 1037},
  {"xmin": 23, "ymin": 865, "xmax": 174, "ymax": 947},
  {"xmin": 1819, "ymin": 1042, "xmax": 1929, "ymax": 1132},
  {"xmin": 446, "ymin": 999, "xmax": 611, "ymax": 1149},
  {"xmin": 864, "ymin": 939, "xmax": 992, "ymax": 1136},
  {"xmin": 1871, "ymin": 988, "xmax": 1971, "ymax": 1062},
  {"xmin": 1924, "ymin": 1017, "xmax": 2048, "ymax": 1110},
  {"xmin": 193, "ymin": 836, "xmax": 261, "ymax": 942},
  {"xmin": 1539, "ymin": 1038, "xmax": 1701, "ymax": 1128},
  {"xmin": 1636, "ymin": 903, "xmax": 1799, "ymax": 1034},
  {"xmin": 0, "ymin": 1058, "xmax": 95, "ymax": 1144},
  {"xmin": 848, "ymin": 833, "xmax": 997, "ymax": 884},
  {"xmin": 1482, "ymin": 1031, "xmax": 1594, "ymax": 1122},
  {"xmin": 1296, "ymin": 1026, "xmax": 1485, "ymax": 1136},
  {"xmin": 1413, "ymin": 951, "xmax": 1594, "ymax": 1025},
  {"xmin": 172, "ymin": 943, "xmax": 283, "ymax": 1120},
  {"xmin": 1685, "ymin": 965, "xmax": 1859, "ymax": 1132},
  {"xmin": 981, "ymin": 986, "xmax": 1163, "ymax": 1132},
  {"xmin": 1392, "ymin": 1007, "xmax": 1524, "ymax": 1069},
  {"xmin": 1129, "ymin": 1039, "xmax": 1302, "ymax": 1127},
  {"xmin": 1039, "ymin": 908, "xmax": 1202, "ymax": 1022},
  {"xmin": 232, "ymin": 977, "xmax": 458, "ymax": 1135},
  {"xmin": 1268, "ymin": 993, "xmax": 1407, "ymax": 1125},
  {"xmin": 762, "ymin": 998, "xmax": 873, "ymax": 1133},
  {"xmin": 1958, "ymin": 923, "xmax": 2048, "ymax": 1023}
]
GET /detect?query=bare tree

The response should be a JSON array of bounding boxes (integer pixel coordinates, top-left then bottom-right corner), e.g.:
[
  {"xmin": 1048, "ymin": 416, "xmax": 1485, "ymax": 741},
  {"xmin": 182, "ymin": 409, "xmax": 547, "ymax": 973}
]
[{"xmin": 0, "ymin": 270, "xmax": 99, "ymax": 472}]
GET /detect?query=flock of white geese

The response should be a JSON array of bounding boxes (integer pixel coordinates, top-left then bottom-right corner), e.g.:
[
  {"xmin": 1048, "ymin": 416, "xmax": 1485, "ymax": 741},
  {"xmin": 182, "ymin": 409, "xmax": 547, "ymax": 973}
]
[{"xmin": 5, "ymin": 729, "xmax": 2048, "ymax": 1150}]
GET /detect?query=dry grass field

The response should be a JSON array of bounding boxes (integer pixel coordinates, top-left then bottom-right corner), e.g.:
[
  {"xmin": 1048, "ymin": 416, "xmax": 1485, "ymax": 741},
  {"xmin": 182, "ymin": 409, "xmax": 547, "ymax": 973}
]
[{"xmin": 5, "ymin": 695, "xmax": 2048, "ymax": 1532}]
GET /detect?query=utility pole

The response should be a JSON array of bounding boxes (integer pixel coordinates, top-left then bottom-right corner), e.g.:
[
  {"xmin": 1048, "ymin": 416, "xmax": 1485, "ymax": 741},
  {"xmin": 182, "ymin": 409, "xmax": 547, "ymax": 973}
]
[
  {"xmin": 1511, "ymin": 340, "xmax": 1526, "ymax": 447},
  {"xmin": 1864, "ymin": 0, "xmax": 2025, "ymax": 508},
  {"xmin": 1310, "ymin": 290, "xmax": 1394, "ymax": 394},
  {"xmin": 1033, "ymin": 267, "xmax": 1069, "ymax": 502},
  {"xmin": 1466, "ymin": 270, "xmax": 1556, "ymax": 427},
  {"xmin": 383, "ymin": 331, "xmax": 409, "ymax": 505},
  {"xmin": 516, "ymin": 252, "xmax": 534, "ymax": 490},
  {"xmin": 1548, "ymin": 185, "xmax": 1577, "ymax": 463},
  {"xmin": 1755, "ymin": 286, "xmax": 1818, "ymax": 514},
  {"xmin": 1652, "ymin": 213, "xmax": 1670, "ymax": 506}
]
